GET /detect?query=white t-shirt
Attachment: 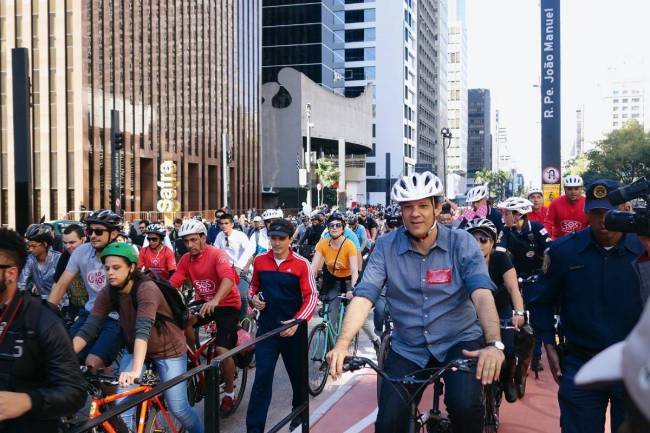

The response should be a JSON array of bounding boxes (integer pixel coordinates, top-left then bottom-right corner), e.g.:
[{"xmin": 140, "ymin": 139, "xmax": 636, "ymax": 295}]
[{"xmin": 214, "ymin": 229, "xmax": 256, "ymax": 271}]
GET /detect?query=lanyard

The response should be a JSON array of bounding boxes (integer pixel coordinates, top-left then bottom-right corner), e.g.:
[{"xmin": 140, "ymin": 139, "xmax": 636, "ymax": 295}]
[{"xmin": 0, "ymin": 295, "xmax": 24, "ymax": 345}]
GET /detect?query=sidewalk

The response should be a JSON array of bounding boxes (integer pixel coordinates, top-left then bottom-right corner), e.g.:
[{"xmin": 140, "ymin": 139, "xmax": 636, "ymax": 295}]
[{"xmin": 309, "ymin": 355, "xmax": 584, "ymax": 433}]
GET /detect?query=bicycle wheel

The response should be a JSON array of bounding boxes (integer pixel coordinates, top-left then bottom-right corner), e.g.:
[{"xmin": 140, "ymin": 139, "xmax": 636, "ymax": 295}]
[
  {"xmin": 225, "ymin": 363, "xmax": 248, "ymax": 417},
  {"xmin": 144, "ymin": 405, "xmax": 186, "ymax": 433},
  {"xmin": 307, "ymin": 323, "xmax": 330, "ymax": 396},
  {"xmin": 376, "ymin": 334, "xmax": 391, "ymax": 403}
]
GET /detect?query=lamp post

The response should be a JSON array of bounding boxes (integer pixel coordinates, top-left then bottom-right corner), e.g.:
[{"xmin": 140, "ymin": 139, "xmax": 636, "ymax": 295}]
[
  {"xmin": 305, "ymin": 104, "xmax": 314, "ymax": 208},
  {"xmin": 441, "ymin": 127, "xmax": 453, "ymax": 198}
]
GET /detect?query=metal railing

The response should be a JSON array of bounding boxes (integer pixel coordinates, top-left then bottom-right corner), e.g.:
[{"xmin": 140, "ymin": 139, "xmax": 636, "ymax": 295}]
[
  {"xmin": 68, "ymin": 320, "xmax": 309, "ymax": 433},
  {"xmin": 62, "ymin": 208, "xmax": 304, "ymax": 224}
]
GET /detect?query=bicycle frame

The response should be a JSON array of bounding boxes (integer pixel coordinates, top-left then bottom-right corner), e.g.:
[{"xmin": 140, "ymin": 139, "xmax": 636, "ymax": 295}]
[
  {"xmin": 88, "ymin": 385, "xmax": 180, "ymax": 433},
  {"xmin": 320, "ymin": 296, "xmax": 348, "ymax": 350},
  {"xmin": 186, "ymin": 331, "xmax": 220, "ymax": 393}
]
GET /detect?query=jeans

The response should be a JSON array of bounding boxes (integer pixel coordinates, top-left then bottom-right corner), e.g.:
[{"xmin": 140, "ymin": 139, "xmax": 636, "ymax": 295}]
[
  {"xmin": 376, "ymin": 339, "xmax": 485, "ymax": 433},
  {"xmin": 558, "ymin": 354, "xmax": 626, "ymax": 433},
  {"xmin": 373, "ymin": 295, "xmax": 387, "ymax": 336},
  {"xmin": 118, "ymin": 352, "xmax": 204, "ymax": 433},
  {"xmin": 238, "ymin": 278, "xmax": 250, "ymax": 318},
  {"xmin": 246, "ymin": 325, "xmax": 307, "ymax": 433}
]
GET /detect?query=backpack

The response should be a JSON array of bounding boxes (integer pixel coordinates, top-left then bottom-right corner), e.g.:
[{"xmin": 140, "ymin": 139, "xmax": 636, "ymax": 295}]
[{"xmin": 110, "ymin": 275, "xmax": 189, "ymax": 330}]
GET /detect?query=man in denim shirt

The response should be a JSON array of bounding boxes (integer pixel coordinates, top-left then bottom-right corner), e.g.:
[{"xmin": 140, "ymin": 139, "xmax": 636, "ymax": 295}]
[{"xmin": 328, "ymin": 172, "xmax": 504, "ymax": 433}]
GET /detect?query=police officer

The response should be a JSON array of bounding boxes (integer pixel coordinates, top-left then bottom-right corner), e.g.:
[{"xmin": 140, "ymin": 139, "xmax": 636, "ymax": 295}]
[
  {"xmin": 496, "ymin": 197, "xmax": 551, "ymax": 372},
  {"xmin": 246, "ymin": 220, "xmax": 317, "ymax": 433},
  {"xmin": 530, "ymin": 179, "xmax": 644, "ymax": 433}
]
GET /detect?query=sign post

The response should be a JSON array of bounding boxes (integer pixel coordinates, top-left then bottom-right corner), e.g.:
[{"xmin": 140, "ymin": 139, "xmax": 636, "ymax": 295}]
[{"xmin": 540, "ymin": 0, "xmax": 561, "ymax": 197}]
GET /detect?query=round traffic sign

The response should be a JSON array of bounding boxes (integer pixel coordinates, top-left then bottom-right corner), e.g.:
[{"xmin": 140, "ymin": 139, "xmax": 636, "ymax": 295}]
[{"xmin": 542, "ymin": 166, "xmax": 560, "ymax": 184}]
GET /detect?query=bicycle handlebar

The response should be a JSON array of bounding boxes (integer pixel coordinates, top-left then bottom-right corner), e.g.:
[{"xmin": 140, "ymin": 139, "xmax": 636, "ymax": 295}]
[{"xmin": 80, "ymin": 365, "xmax": 145, "ymax": 386}]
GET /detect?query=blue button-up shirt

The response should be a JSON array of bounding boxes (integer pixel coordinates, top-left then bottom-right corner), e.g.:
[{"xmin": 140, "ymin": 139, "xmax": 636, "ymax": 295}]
[
  {"xmin": 18, "ymin": 248, "xmax": 62, "ymax": 300},
  {"xmin": 531, "ymin": 229, "xmax": 644, "ymax": 351},
  {"xmin": 354, "ymin": 224, "xmax": 496, "ymax": 366}
]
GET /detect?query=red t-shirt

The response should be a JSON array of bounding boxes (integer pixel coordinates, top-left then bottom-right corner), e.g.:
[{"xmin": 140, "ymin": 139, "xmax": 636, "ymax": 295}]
[
  {"xmin": 544, "ymin": 195, "xmax": 589, "ymax": 239},
  {"xmin": 169, "ymin": 245, "xmax": 240, "ymax": 309},
  {"xmin": 138, "ymin": 245, "xmax": 177, "ymax": 280},
  {"xmin": 527, "ymin": 207, "xmax": 548, "ymax": 224}
]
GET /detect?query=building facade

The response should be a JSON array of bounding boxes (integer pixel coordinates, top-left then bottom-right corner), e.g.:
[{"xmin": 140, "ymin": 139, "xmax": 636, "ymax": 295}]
[
  {"xmin": 446, "ymin": 0, "xmax": 467, "ymax": 198},
  {"xmin": 467, "ymin": 88, "xmax": 492, "ymax": 188},
  {"xmin": 607, "ymin": 82, "xmax": 646, "ymax": 131},
  {"xmin": 262, "ymin": 0, "xmax": 345, "ymax": 94},
  {"xmin": 0, "ymin": 0, "xmax": 261, "ymax": 227}
]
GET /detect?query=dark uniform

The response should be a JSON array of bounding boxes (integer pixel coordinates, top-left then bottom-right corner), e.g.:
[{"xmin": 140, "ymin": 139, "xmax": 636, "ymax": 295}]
[
  {"xmin": 496, "ymin": 220, "xmax": 551, "ymax": 278},
  {"xmin": 530, "ymin": 179, "xmax": 644, "ymax": 433}
]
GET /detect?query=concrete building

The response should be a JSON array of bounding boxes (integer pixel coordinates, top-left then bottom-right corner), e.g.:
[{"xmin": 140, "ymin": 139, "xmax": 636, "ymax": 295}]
[
  {"xmin": 606, "ymin": 82, "xmax": 646, "ymax": 130},
  {"xmin": 262, "ymin": 0, "xmax": 345, "ymax": 94},
  {"xmin": 417, "ymin": 0, "xmax": 447, "ymax": 177},
  {"xmin": 467, "ymin": 88, "xmax": 492, "ymax": 188},
  {"xmin": 0, "ymin": 0, "xmax": 260, "ymax": 227},
  {"xmin": 572, "ymin": 107, "xmax": 584, "ymax": 158},
  {"xmin": 446, "ymin": 0, "xmax": 467, "ymax": 198},
  {"xmin": 343, "ymin": 0, "xmax": 418, "ymax": 204},
  {"xmin": 261, "ymin": 67, "xmax": 372, "ymax": 209}
]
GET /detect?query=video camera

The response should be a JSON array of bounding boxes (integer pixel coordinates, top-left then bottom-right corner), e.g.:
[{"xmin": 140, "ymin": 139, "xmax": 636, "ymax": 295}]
[{"xmin": 604, "ymin": 177, "xmax": 650, "ymax": 236}]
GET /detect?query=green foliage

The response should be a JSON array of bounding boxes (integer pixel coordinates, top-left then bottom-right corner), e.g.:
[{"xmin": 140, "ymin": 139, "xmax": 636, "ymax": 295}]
[
  {"xmin": 580, "ymin": 121, "xmax": 650, "ymax": 184},
  {"xmin": 474, "ymin": 169, "xmax": 513, "ymax": 201},
  {"xmin": 314, "ymin": 158, "xmax": 340, "ymax": 188}
]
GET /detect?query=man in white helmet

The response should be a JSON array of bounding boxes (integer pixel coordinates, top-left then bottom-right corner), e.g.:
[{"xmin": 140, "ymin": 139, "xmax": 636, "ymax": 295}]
[
  {"xmin": 544, "ymin": 175, "xmax": 589, "ymax": 239},
  {"xmin": 526, "ymin": 187, "xmax": 547, "ymax": 224},
  {"xmin": 460, "ymin": 185, "xmax": 505, "ymax": 235},
  {"xmin": 327, "ymin": 172, "xmax": 504, "ymax": 433}
]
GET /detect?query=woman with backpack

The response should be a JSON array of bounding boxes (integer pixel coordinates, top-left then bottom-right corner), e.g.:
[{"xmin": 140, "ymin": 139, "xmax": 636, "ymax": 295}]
[{"xmin": 71, "ymin": 243, "xmax": 203, "ymax": 433}]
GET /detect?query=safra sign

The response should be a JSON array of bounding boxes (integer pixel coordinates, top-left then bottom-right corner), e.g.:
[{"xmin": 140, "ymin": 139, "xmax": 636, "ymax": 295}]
[{"xmin": 157, "ymin": 160, "xmax": 181, "ymax": 213}]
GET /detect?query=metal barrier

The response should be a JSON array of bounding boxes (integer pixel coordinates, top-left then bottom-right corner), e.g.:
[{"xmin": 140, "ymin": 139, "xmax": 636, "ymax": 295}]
[{"xmin": 68, "ymin": 320, "xmax": 309, "ymax": 433}]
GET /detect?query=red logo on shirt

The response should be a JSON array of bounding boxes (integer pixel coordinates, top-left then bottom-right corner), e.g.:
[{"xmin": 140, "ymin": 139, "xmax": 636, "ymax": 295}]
[
  {"xmin": 194, "ymin": 279, "xmax": 216, "ymax": 296},
  {"xmin": 560, "ymin": 220, "xmax": 583, "ymax": 233},
  {"xmin": 427, "ymin": 269, "xmax": 452, "ymax": 285}
]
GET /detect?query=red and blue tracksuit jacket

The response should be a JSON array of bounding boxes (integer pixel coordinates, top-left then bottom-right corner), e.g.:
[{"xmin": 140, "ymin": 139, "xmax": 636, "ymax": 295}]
[{"xmin": 249, "ymin": 250, "xmax": 317, "ymax": 332}]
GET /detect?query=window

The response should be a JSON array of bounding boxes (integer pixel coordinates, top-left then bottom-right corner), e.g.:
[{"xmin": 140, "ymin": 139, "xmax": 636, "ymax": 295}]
[
  {"xmin": 632, "ymin": 113, "xmax": 640, "ymax": 119},
  {"xmin": 613, "ymin": 122, "xmax": 619, "ymax": 127},
  {"xmin": 622, "ymin": 98, "xmax": 629, "ymax": 103},
  {"xmin": 613, "ymin": 99, "xmax": 619, "ymax": 103},
  {"xmin": 622, "ymin": 106, "xmax": 628, "ymax": 111},
  {"xmin": 346, "ymin": 9, "xmax": 375, "ymax": 23},
  {"xmin": 613, "ymin": 106, "xmax": 619, "ymax": 111},
  {"xmin": 404, "ymin": 47, "xmax": 408, "ymax": 61},
  {"xmin": 404, "ymin": 124, "xmax": 408, "ymax": 138},
  {"xmin": 366, "ymin": 162, "xmax": 376, "ymax": 176},
  {"xmin": 632, "ymin": 105, "xmax": 640, "ymax": 111},
  {"xmin": 404, "ymin": 104, "xmax": 409, "ymax": 119},
  {"xmin": 613, "ymin": 114, "xmax": 619, "ymax": 118},
  {"xmin": 632, "ymin": 98, "xmax": 640, "ymax": 102}
]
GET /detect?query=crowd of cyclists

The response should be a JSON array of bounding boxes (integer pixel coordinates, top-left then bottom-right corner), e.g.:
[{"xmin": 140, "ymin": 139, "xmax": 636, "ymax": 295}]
[{"xmin": 0, "ymin": 169, "xmax": 648, "ymax": 433}]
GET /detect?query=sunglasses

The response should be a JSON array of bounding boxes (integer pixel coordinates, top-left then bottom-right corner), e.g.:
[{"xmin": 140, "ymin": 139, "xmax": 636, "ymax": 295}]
[
  {"xmin": 270, "ymin": 235, "xmax": 288, "ymax": 241},
  {"xmin": 147, "ymin": 237, "xmax": 160, "ymax": 242},
  {"xmin": 86, "ymin": 228, "xmax": 110, "ymax": 236},
  {"xmin": 476, "ymin": 235, "xmax": 490, "ymax": 244},
  {"xmin": 328, "ymin": 223, "xmax": 343, "ymax": 229}
]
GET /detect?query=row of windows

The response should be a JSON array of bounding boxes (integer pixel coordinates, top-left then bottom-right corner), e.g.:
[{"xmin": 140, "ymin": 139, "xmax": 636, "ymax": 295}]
[
  {"xmin": 613, "ymin": 89, "xmax": 641, "ymax": 95},
  {"xmin": 612, "ymin": 105, "xmax": 641, "ymax": 111},
  {"xmin": 345, "ymin": 66, "xmax": 375, "ymax": 81},
  {"xmin": 345, "ymin": 47, "xmax": 375, "ymax": 61},
  {"xmin": 613, "ymin": 97, "xmax": 641, "ymax": 103},
  {"xmin": 345, "ymin": 28, "xmax": 376, "ymax": 42},
  {"xmin": 613, "ymin": 113, "xmax": 641, "ymax": 119},
  {"xmin": 345, "ymin": 8, "xmax": 376, "ymax": 23},
  {"xmin": 262, "ymin": 4, "xmax": 321, "ymax": 26}
]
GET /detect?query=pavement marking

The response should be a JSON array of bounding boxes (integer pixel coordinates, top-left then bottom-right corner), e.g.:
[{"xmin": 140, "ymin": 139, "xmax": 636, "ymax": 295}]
[
  {"xmin": 343, "ymin": 407, "xmax": 378, "ymax": 433},
  {"xmin": 307, "ymin": 373, "xmax": 361, "ymax": 428}
]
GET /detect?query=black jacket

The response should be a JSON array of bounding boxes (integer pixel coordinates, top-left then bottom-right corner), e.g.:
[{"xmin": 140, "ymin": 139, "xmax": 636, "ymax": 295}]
[
  {"xmin": 0, "ymin": 292, "xmax": 86, "ymax": 433},
  {"xmin": 299, "ymin": 224, "xmax": 325, "ymax": 246}
]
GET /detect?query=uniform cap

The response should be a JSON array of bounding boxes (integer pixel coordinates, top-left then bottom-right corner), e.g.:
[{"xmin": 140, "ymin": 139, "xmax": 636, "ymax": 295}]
[{"xmin": 584, "ymin": 179, "xmax": 622, "ymax": 211}]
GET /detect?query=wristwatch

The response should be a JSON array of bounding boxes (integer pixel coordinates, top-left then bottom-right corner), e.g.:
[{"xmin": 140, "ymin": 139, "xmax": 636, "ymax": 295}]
[
  {"xmin": 513, "ymin": 310, "xmax": 525, "ymax": 317},
  {"xmin": 486, "ymin": 340, "xmax": 505, "ymax": 351}
]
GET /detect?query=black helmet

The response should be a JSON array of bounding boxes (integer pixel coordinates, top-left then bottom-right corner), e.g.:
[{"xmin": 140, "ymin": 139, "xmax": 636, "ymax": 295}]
[
  {"xmin": 84, "ymin": 209, "xmax": 122, "ymax": 230},
  {"xmin": 327, "ymin": 212, "xmax": 346, "ymax": 226},
  {"xmin": 25, "ymin": 223, "xmax": 55, "ymax": 245},
  {"xmin": 144, "ymin": 223, "xmax": 166, "ymax": 238}
]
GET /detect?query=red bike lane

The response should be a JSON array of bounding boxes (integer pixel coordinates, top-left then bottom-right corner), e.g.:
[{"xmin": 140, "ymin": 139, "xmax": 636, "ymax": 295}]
[{"xmin": 309, "ymin": 355, "xmax": 613, "ymax": 433}]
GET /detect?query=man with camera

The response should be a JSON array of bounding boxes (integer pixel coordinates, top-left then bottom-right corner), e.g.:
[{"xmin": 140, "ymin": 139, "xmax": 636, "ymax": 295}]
[{"xmin": 530, "ymin": 179, "xmax": 645, "ymax": 433}]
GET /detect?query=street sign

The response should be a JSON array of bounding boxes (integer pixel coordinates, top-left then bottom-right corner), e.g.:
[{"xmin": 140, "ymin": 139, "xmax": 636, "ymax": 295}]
[
  {"xmin": 542, "ymin": 166, "xmax": 560, "ymax": 184},
  {"xmin": 543, "ymin": 184, "xmax": 561, "ymax": 207}
]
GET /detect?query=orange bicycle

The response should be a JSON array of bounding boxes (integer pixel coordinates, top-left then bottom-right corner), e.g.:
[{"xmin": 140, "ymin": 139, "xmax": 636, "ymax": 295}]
[{"xmin": 77, "ymin": 365, "xmax": 186, "ymax": 433}]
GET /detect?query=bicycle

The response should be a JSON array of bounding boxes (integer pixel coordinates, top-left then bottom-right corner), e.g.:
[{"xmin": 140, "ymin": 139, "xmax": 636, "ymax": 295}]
[
  {"xmin": 343, "ymin": 356, "xmax": 479, "ymax": 433},
  {"xmin": 376, "ymin": 298, "xmax": 393, "ymax": 402},
  {"xmin": 70, "ymin": 365, "xmax": 185, "ymax": 433},
  {"xmin": 307, "ymin": 294, "xmax": 359, "ymax": 396},
  {"xmin": 184, "ymin": 302, "xmax": 249, "ymax": 417}
]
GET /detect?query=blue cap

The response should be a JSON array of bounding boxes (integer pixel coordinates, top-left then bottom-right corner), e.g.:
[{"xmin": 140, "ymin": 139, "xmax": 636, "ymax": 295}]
[
  {"xmin": 584, "ymin": 179, "xmax": 622, "ymax": 211},
  {"xmin": 267, "ymin": 219, "xmax": 294, "ymax": 237}
]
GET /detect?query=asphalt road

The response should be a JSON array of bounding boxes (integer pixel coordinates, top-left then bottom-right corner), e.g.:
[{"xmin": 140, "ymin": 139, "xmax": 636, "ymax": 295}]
[{"xmin": 195, "ymin": 318, "xmax": 379, "ymax": 433}]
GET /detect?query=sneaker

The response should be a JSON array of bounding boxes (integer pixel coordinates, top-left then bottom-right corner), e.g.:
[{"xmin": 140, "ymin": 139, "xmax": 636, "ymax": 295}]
[{"xmin": 220, "ymin": 395, "xmax": 235, "ymax": 415}]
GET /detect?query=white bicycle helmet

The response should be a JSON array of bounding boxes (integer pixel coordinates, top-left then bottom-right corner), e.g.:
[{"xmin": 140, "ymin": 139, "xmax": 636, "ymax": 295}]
[
  {"xmin": 466, "ymin": 185, "xmax": 489, "ymax": 203},
  {"xmin": 464, "ymin": 217, "xmax": 498, "ymax": 242},
  {"xmin": 262, "ymin": 209, "xmax": 284, "ymax": 221},
  {"xmin": 527, "ymin": 187, "xmax": 543, "ymax": 198},
  {"xmin": 498, "ymin": 197, "xmax": 534, "ymax": 215},
  {"xmin": 178, "ymin": 219, "xmax": 207, "ymax": 237},
  {"xmin": 564, "ymin": 175, "xmax": 584, "ymax": 187},
  {"xmin": 390, "ymin": 171, "xmax": 444, "ymax": 203}
]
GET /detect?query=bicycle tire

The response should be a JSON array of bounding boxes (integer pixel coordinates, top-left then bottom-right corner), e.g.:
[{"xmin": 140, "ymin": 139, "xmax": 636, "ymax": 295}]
[
  {"xmin": 307, "ymin": 323, "xmax": 330, "ymax": 396},
  {"xmin": 220, "ymin": 362, "xmax": 248, "ymax": 417},
  {"xmin": 376, "ymin": 334, "xmax": 391, "ymax": 403},
  {"xmin": 144, "ymin": 405, "xmax": 186, "ymax": 433}
]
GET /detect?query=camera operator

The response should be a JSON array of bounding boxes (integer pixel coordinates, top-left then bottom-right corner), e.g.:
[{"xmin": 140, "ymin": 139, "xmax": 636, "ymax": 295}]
[{"xmin": 530, "ymin": 179, "xmax": 645, "ymax": 433}]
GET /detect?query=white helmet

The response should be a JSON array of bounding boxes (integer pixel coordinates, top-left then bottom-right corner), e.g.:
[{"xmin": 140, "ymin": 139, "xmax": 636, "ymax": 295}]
[
  {"xmin": 262, "ymin": 209, "xmax": 284, "ymax": 221},
  {"xmin": 564, "ymin": 175, "xmax": 584, "ymax": 187},
  {"xmin": 498, "ymin": 197, "xmax": 534, "ymax": 215},
  {"xmin": 178, "ymin": 219, "xmax": 207, "ymax": 237},
  {"xmin": 464, "ymin": 217, "xmax": 498, "ymax": 242},
  {"xmin": 466, "ymin": 185, "xmax": 489, "ymax": 203},
  {"xmin": 390, "ymin": 171, "xmax": 444, "ymax": 203},
  {"xmin": 527, "ymin": 187, "xmax": 543, "ymax": 198}
]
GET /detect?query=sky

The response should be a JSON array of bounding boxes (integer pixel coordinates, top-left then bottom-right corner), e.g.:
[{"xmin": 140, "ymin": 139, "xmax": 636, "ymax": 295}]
[{"xmin": 465, "ymin": 0, "xmax": 650, "ymax": 186}]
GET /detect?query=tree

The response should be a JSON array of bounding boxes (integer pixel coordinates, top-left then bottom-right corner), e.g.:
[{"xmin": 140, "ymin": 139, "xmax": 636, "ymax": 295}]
[
  {"xmin": 581, "ymin": 121, "xmax": 650, "ymax": 184},
  {"xmin": 314, "ymin": 158, "xmax": 340, "ymax": 206},
  {"xmin": 474, "ymin": 169, "xmax": 512, "ymax": 201}
]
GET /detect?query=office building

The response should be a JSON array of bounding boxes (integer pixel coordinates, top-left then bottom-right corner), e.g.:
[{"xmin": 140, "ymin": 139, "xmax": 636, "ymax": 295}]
[
  {"xmin": 467, "ymin": 88, "xmax": 492, "ymax": 187},
  {"xmin": 0, "ymin": 0, "xmax": 261, "ymax": 227},
  {"xmin": 262, "ymin": 0, "xmax": 345, "ymax": 94},
  {"xmin": 446, "ymin": 0, "xmax": 467, "ymax": 197},
  {"xmin": 572, "ymin": 108, "xmax": 584, "ymax": 158},
  {"xmin": 607, "ymin": 82, "xmax": 646, "ymax": 130}
]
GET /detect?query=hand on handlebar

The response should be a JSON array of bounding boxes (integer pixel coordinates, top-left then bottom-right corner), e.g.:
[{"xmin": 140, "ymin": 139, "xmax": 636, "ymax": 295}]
[
  {"xmin": 199, "ymin": 298, "xmax": 219, "ymax": 317},
  {"xmin": 462, "ymin": 346, "xmax": 505, "ymax": 385},
  {"xmin": 252, "ymin": 294, "xmax": 266, "ymax": 311},
  {"xmin": 118, "ymin": 369, "xmax": 141, "ymax": 388},
  {"xmin": 326, "ymin": 343, "xmax": 351, "ymax": 380},
  {"xmin": 512, "ymin": 315, "xmax": 525, "ymax": 329}
]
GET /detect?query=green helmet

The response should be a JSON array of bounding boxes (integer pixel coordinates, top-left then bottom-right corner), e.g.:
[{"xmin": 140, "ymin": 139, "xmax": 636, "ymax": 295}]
[{"xmin": 100, "ymin": 242, "xmax": 139, "ymax": 264}]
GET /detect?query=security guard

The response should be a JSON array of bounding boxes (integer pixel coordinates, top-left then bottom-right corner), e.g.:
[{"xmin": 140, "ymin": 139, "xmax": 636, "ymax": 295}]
[{"xmin": 530, "ymin": 179, "xmax": 644, "ymax": 433}]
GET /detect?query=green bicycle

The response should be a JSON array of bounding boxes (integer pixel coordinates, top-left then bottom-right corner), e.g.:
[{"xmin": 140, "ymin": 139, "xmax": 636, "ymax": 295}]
[{"xmin": 307, "ymin": 294, "xmax": 359, "ymax": 396}]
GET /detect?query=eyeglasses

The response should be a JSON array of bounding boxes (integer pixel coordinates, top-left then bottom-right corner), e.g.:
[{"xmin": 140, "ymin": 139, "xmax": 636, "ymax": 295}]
[
  {"xmin": 476, "ymin": 235, "xmax": 490, "ymax": 244},
  {"xmin": 147, "ymin": 237, "xmax": 160, "ymax": 242},
  {"xmin": 328, "ymin": 223, "xmax": 343, "ymax": 229},
  {"xmin": 86, "ymin": 228, "xmax": 109, "ymax": 236}
]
